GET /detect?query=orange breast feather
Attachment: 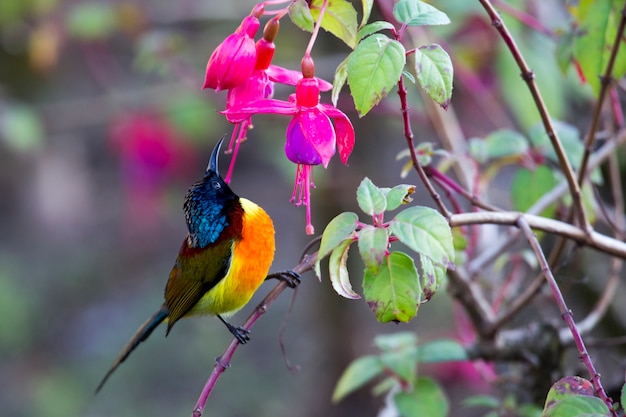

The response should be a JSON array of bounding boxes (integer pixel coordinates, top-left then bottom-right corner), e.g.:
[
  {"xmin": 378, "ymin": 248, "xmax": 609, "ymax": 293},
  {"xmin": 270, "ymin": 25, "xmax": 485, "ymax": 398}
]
[{"xmin": 192, "ymin": 198, "xmax": 275, "ymax": 316}]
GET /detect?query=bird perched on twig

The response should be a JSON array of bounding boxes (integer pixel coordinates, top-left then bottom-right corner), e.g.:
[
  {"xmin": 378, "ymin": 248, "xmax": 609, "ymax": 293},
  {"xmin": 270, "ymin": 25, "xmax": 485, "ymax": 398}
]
[{"xmin": 96, "ymin": 137, "xmax": 290, "ymax": 393}]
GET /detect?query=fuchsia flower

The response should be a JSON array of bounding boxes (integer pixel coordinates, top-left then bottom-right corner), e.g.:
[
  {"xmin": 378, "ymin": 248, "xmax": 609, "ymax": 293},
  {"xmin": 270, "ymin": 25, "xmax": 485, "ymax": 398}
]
[
  {"xmin": 220, "ymin": 18, "xmax": 333, "ymax": 183},
  {"xmin": 223, "ymin": 56, "xmax": 355, "ymax": 234},
  {"xmin": 202, "ymin": 6, "xmax": 263, "ymax": 91}
]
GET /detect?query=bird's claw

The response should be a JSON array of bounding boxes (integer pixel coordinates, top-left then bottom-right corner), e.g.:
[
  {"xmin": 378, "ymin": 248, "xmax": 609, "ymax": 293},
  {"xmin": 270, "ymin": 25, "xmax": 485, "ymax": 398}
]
[
  {"xmin": 266, "ymin": 270, "xmax": 301, "ymax": 288},
  {"xmin": 228, "ymin": 324, "xmax": 250, "ymax": 344}
]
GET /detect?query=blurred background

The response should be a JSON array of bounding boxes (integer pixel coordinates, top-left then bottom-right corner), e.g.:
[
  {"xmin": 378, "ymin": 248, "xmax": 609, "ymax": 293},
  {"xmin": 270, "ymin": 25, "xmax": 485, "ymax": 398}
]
[{"xmin": 1, "ymin": 1, "xmax": 623, "ymax": 416}]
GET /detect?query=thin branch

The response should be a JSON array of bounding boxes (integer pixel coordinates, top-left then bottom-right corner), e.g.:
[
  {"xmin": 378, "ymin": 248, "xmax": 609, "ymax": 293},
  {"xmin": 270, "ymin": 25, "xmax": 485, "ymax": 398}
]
[
  {"xmin": 397, "ymin": 74, "xmax": 452, "ymax": 218},
  {"xmin": 191, "ymin": 252, "xmax": 317, "ymax": 417},
  {"xmin": 516, "ymin": 217, "xmax": 616, "ymax": 415},
  {"xmin": 478, "ymin": 0, "xmax": 590, "ymax": 231},
  {"xmin": 449, "ymin": 212, "xmax": 626, "ymax": 259},
  {"xmin": 568, "ymin": 152, "xmax": 625, "ymax": 338}
]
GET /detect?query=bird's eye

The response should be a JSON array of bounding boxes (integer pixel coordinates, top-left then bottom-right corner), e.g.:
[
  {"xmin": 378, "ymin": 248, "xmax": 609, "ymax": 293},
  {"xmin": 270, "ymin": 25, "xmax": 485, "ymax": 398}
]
[{"xmin": 212, "ymin": 181, "xmax": 221, "ymax": 189}]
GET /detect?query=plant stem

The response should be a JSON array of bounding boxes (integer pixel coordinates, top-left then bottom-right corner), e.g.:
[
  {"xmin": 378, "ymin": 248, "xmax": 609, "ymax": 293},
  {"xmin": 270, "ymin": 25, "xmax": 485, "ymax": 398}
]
[{"xmin": 516, "ymin": 218, "xmax": 617, "ymax": 416}]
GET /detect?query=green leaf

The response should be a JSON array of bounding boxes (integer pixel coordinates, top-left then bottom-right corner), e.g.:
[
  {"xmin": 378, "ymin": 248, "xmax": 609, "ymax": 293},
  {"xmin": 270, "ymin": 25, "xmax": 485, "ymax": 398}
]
[
  {"xmin": 463, "ymin": 395, "xmax": 500, "ymax": 409},
  {"xmin": 360, "ymin": 0, "xmax": 374, "ymax": 28},
  {"xmin": 357, "ymin": 177, "xmax": 387, "ymax": 216},
  {"xmin": 390, "ymin": 206, "xmax": 454, "ymax": 267},
  {"xmin": 380, "ymin": 348, "xmax": 418, "ymax": 386},
  {"xmin": 544, "ymin": 376, "xmax": 596, "ymax": 410},
  {"xmin": 573, "ymin": 0, "xmax": 626, "ymax": 96},
  {"xmin": 420, "ymin": 256, "xmax": 446, "ymax": 301},
  {"xmin": 332, "ymin": 355, "xmax": 384, "ymax": 402},
  {"xmin": 413, "ymin": 44, "xmax": 454, "ymax": 109},
  {"xmin": 383, "ymin": 184, "xmax": 416, "ymax": 211},
  {"xmin": 417, "ymin": 339, "xmax": 467, "ymax": 363},
  {"xmin": 65, "ymin": 2, "xmax": 117, "ymax": 40},
  {"xmin": 620, "ymin": 382, "xmax": 626, "ymax": 414},
  {"xmin": 375, "ymin": 332, "xmax": 418, "ymax": 386},
  {"xmin": 363, "ymin": 251, "xmax": 421, "ymax": 323},
  {"xmin": 393, "ymin": 0, "xmax": 451, "ymax": 26},
  {"xmin": 348, "ymin": 34, "xmax": 406, "ymax": 117},
  {"xmin": 511, "ymin": 166, "xmax": 557, "ymax": 219},
  {"xmin": 374, "ymin": 331, "xmax": 418, "ymax": 351},
  {"xmin": 528, "ymin": 121, "xmax": 602, "ymax": 183},
  {"xmin": 310, "ymin": 0, "xmax": 358, "ymax": 49},
  {"xmin": 329, "ymin": 238, "xmax": 361, "ymax": 299},
  {"xmin": 358, "ymin": 225, "xmax": 389, "ymax": 274},
  {"xmin": 332, "ymin": 56, "xmax": 350, "ymax": 107},
  {"xmin": 165, "ymin": 93, "xmax": 217, "ymax": 143},
  {"xmin": 315, "ymin": 212, "xmax": 358, "ymax": 278},
  {"xmin": 289, "ymin": 0, "xmax": 315, "ymax": 31},
  {"xmin": 357, "ymin": 21, "xmax": 396, "ymax": 42},
  {"xmin": 483, "ymin": 129, "xmax": 529, "ymax": 161},
  {"xmin": 394, "ymin": 377, "xmax": 449, "ymax": 417},
  {"xmin": 0, "ymin": 105, "xmax": 44, "ymax": 152},
  {"xmin": 543, "ymin": 396, "xmax": 610, "ymax": 417}
]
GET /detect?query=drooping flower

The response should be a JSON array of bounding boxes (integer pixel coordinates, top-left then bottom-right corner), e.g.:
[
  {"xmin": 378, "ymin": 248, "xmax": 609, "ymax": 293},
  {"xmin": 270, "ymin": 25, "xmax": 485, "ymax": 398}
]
[
  {"xmin": 220, "ymin": 18, "xmax": 333, "ymax": 183},
  {"xmin": 202, "ymin": 5, "xmax": 264, "ymax": 91},
  {"xmin": 222, "ymin": 56, "xmax": 355, "ymax": 234}
]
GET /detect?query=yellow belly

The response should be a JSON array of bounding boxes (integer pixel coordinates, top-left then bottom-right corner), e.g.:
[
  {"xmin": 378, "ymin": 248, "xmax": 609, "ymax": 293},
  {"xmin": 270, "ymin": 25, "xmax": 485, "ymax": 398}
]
[{"xmin": 189, "ymin": 198, "xmax": 275, "ymax": 316}]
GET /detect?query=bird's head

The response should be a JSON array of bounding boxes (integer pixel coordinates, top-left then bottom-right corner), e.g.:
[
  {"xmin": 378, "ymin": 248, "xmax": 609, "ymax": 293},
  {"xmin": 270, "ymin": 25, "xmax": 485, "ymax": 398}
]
[{"xmin": 184, "ymin": 137, "xmax": 241, "ymax": 248}]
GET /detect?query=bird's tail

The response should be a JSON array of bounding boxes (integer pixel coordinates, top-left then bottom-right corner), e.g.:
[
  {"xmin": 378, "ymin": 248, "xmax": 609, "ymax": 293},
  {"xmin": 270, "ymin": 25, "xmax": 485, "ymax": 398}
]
[{"xmin": 95, "ymin": 305, "xmax": 169, "ymax": 393}]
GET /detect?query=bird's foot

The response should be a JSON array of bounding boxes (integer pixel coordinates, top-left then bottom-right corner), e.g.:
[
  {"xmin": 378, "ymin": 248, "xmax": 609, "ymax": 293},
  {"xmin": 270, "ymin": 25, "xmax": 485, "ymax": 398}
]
[
  {"xmin": 218, "ymin": 315, "xmax": 250, "ymax": 344},
  {"xmin": 266, "ymin": 270, "xmax": 301, "ymax": 288}
]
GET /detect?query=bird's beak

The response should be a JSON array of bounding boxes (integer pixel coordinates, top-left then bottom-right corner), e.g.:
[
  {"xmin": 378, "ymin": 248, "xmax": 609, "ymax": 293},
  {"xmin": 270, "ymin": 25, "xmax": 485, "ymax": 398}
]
[{"xmin": 206, "ymin": 137, "xmax": 225, "ymax": 176}]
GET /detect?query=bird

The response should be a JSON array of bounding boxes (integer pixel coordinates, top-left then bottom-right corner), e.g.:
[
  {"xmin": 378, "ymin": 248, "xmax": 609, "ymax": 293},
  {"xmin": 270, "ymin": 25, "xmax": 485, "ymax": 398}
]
[{"xmin": 96, "ymin": 137, "xmax": 292, "ymax": 393}]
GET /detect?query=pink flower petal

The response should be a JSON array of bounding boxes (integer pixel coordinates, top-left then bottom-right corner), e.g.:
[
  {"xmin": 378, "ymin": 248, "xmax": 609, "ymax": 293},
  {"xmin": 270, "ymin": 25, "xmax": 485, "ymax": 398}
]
[
  {"xmin": 221, "ymin": 99, "xmax": 297, "ymax": 120},
  {"xmin": 267, "ymin": 65, "xmax": 333, "ymax": 92},
  {"xmin": 298, "ymin": 108, "xmax": 336, "ymax": 167}
]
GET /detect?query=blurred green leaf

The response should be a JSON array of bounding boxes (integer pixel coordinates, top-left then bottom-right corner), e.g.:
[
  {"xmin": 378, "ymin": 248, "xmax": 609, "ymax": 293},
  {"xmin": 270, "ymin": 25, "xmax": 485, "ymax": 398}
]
[
  {"xmin": 528, "ymin": 121, "xmax": 602, "ymax": 183},
  {"xmin": 394, "ymin": 377, "xmax": 449, "ymax": 417},
  {"xmin": 375, "ymin": 332, "xmax": 418, "ymax": 385},
  {"xmin": 374, "ymin": 331, "xmax": 418, "ymax": 351},
  {"xmin": 413, "ymin": 44, "xmax": 454, "ymax": 109},
  {"xmin": 65, "ymin": 2, "xmax": 117, "ymax": 40},
  {"xmin": 573, "ymin": 0, "xmax": 626, "ymax": 96},
  {"xmin": 333, "ymin": 355, "xmax": 384, "ymax": 402},
  {"xmin": 393, "ymin": 0, "xmax": 451, "ymax": 26},
  {"xmin": 0, "ymin": 105, "xmax": 44, "ymax": 152},
  {"xmin": 621, "ymin": 382, "xmax": 626, "ymax": 413},
  {"xmin": 417, "ymin": 339, "xmax": 467, "ymax": 363},
  {"xmin": 511, "ymin": 166, "xmax": 557, "ymax": 218},
  {"xmin": 357, "ymin": 177, "xmax": 387, "ymax": 216},
  {"xmin": 315, "ymin": 211, "xmax": 358, "ymax": 278},
  {"xmin": 358, "ymin": 225, "xmax": 389, "ymax": 274},
  {"xmin": 310, "ymin": 0, "xmax": 358, "ymax": 48},
  {"xmin": 469, "ymin": 129, "xmax": 528, "ymax": 163},
  {"xmin": 463, "ymin": 394, "xmax": 500, "ymax": 409},
  {"xmin": 496, "ymin": 36, "xmax": 565, "ymax": 130},
  {"xmin": 348, "ymin": 34, "xmax": 406, "ymax": 117},
  {"xmin": 390, "ymin": 206, "xmax": 454, "ymax": 268},
  {"xmin": 164, "ymin": 94, "xmax": 217, "ymax": 142},
  {"xmin": 329, "ymin": 238, "xmax": 360, "ymax": 299},
  {"xmin": 363, "ymin": 251, "xmax": 420, "ymax": 323}
]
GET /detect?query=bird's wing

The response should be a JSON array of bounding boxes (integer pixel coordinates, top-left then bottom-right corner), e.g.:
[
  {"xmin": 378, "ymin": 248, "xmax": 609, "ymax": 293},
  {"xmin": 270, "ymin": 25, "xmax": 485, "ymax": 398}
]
[{"xmin": 164, "ymin": 238, "xmax": 233, "ymax": 329}]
